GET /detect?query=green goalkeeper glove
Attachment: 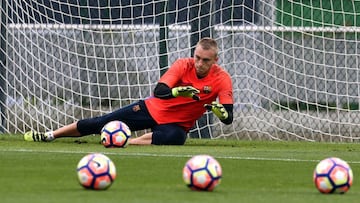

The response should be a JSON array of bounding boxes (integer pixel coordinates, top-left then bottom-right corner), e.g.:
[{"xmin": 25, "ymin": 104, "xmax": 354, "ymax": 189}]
[
  {"xmin": 172, "ymin": 86, "xmax": 200, "ymax": 100},
  {"xmin": 204, "ymin": 101, "xmax": 228, "ymax": 120}
]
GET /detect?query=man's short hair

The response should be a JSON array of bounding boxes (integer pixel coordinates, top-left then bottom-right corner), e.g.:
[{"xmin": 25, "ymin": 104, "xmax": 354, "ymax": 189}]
[{"xmin": 197, "ymin": 37, "xmax": 218, "ymax": 57}]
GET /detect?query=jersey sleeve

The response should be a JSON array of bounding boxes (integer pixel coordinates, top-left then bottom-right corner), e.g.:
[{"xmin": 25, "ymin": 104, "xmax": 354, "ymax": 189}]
[
  {"xmin": 158, "ymin": 59, "xmax": 188, "ymax": 88},
  {"xmin": 218, "ymin": 73, "xmax": 234, "ymax": 104}
]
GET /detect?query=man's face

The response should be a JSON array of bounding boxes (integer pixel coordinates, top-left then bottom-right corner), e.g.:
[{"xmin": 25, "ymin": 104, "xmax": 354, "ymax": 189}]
[{"xmin": 193, "ymin": 45, "xmax": 218, "ymax": 78}]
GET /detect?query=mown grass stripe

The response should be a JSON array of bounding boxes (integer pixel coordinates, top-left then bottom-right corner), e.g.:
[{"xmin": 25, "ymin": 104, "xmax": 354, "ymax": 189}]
[{"xmin": 2, "ymin": 148, "xmax": 360, "ymax": 164}]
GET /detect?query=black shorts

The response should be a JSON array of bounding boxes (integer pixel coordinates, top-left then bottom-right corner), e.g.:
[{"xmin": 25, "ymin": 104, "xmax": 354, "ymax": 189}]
[
  {"xmin": 151, "ymin": 124, "xmax": 186, "ymax": 145},
  {"xmin": 77, "ymin": 100, "xmax": 187, "ymax": 145}
]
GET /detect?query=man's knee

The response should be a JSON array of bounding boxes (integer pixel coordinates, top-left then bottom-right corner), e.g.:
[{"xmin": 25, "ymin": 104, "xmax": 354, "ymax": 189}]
[
  {"xmin": 77, "ymin": 117, "xmax": 105, "ymax": 135},
  {"xmin": 152, "ymin": 127, "xmax": 186, "ymax": 145}
]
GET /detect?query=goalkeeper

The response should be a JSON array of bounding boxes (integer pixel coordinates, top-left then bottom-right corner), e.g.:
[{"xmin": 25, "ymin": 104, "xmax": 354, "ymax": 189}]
[{"xmin": 24, "ymin": 37, "xmax": 233, "ymax": 145}]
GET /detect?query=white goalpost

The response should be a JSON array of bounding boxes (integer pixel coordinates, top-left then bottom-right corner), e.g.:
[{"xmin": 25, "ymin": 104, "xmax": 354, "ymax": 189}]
[{"xmin": 1, "ymin": 0, "xmax": 360, "ymax": 142}]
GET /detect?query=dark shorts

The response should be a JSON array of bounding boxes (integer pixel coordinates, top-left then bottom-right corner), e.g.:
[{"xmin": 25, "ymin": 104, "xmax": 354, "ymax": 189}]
[
  {"xmin": 77, "ymin": 100, "xmax": 187, "ymax": 145},
  {"xmin": 151, "ymin": 124, "xmax": 187, "ymax": 145}
]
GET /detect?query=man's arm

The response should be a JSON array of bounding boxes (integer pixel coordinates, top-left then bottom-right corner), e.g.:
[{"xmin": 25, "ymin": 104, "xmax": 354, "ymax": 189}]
[
  {"xmin": 153, "ymin": 82, "xmax": 173, "ymax": 99},
  {"xmin": 154, "ymin": 82, "xmax": 200, "ymax": 100},
  {"xmin": 222, "ymin": 104, "xmax": 233, "ymax": 125},
  {"xmin": 205, "ymin": 102, "xmax": 233, "ymax": 125}
]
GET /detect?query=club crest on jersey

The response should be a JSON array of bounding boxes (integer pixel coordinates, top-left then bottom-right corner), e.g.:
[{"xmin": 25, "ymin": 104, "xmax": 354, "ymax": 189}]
[{"xmin": 203, "ymin": 86, "xmax": 212, "ymax": 94}]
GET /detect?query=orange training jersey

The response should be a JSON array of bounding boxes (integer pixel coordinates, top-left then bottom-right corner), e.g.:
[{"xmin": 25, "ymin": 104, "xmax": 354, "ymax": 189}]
[{"xmin": 144, "ymin": 58, "xmax": 233, "ymax": 131}]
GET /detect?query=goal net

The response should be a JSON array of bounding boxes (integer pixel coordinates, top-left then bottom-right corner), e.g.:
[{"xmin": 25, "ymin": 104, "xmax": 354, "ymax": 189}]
[{"xmin": 1, "ymin": 0, "xmax": 360, "ymax": 142}]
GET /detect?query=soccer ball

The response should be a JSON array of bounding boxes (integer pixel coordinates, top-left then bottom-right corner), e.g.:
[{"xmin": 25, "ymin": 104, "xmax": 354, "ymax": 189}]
[
  {"xmin": 313, "ymin": 157, "xmax": 353, "ymax": 194},
  {"xmin": 77, "ymin": 153, "xmax": 116, "ymax": 190},
  {"xmin": 101, "ymin": 120, "xmax": 131, "ymax": 148},
  {"xmin": 183, "ymin": 155, "xmax": 222, "ymax": 191}
]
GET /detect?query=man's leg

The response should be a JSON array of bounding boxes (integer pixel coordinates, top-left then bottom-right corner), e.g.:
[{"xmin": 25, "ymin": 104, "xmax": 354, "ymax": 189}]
[
  {"xmin": 24, "ymin": 100, "xmax": 156, "ymax": 142},
  {"xmin": 53, "ymin": 122, "xmax": 81, "ymax": 138},
  {"xmin": 24, "ymin": 122, "xmax": 82, "ymax": 142},
  {"xmin": 129, "ymin": 124, "xmax": 186, "ymax": 145},
  {"xmin": 128, "ymin": 132, "xmax": 153, "ymax": 145}
]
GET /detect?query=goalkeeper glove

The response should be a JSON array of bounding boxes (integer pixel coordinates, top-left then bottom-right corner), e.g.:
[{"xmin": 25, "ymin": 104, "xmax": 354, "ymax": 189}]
[
  {"xmin": 204, "ymin": 101, "xmax": 228, "ymax": 120},
  {"xmin": 172, "ymin": 86, "xmax": 200, "ymax": 100}
]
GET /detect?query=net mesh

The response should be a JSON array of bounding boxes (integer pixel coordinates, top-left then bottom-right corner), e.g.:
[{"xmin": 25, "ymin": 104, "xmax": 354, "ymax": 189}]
[{"xmin": 1, "ymin": 0, "xmax": 360, "ymax": 142}]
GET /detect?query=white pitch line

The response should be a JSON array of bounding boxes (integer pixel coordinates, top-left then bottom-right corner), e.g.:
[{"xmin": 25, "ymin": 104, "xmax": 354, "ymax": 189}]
[{"xmin": 1, "ymin": 148, "xmax": 360, "ymax": 164}]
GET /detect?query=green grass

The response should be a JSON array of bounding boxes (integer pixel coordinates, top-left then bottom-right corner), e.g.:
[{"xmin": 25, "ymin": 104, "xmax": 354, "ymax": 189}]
[{"xmin": 0, "ymin": 135, "xmax": 359, "ymax": 203}]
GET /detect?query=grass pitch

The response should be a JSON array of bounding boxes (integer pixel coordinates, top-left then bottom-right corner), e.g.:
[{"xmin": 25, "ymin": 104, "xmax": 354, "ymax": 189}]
[{"xmin": 0, "ymin": 135, "xmax": 359, "ymax": 203}]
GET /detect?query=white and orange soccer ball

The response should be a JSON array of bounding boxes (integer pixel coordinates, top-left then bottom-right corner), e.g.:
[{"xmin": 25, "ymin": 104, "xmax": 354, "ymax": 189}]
[
  {"xmin": 101, "ymin": 120, "xmax": 131, "ymax": 148},
  {"xmin": 183, "ymin": 155, "xmax": 222, "ymax": 191},
  {"xmin": 313, "ymin": 157, "xmax": 353, "ymax": 194},
  {"xmin": 77, "ymin": 153, "xmax": 116, "ymax": 190}
]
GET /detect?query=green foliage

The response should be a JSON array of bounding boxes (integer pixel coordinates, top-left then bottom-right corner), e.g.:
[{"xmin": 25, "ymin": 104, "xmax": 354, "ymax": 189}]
[
  {"xmin": 277, "ymin": 0, "xmax": 360, "ymax": 27},
  {"xmin": 342, "ymin": 102, "xmax": 360, "ymax": 110},
  {"xmin": 270, "ymin": 100, "xmax": 338, "ymax": 111},
  {"xmin": 276, "ymin": 0, "xmax": 360, "ymax": 39},
  {"xmin": 0, "ymin": 135, "xmax": 360, "ymax": 203},
  {"xmin": 268, "ymin": 100, "xmax": 360, "ymax": 111}
]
